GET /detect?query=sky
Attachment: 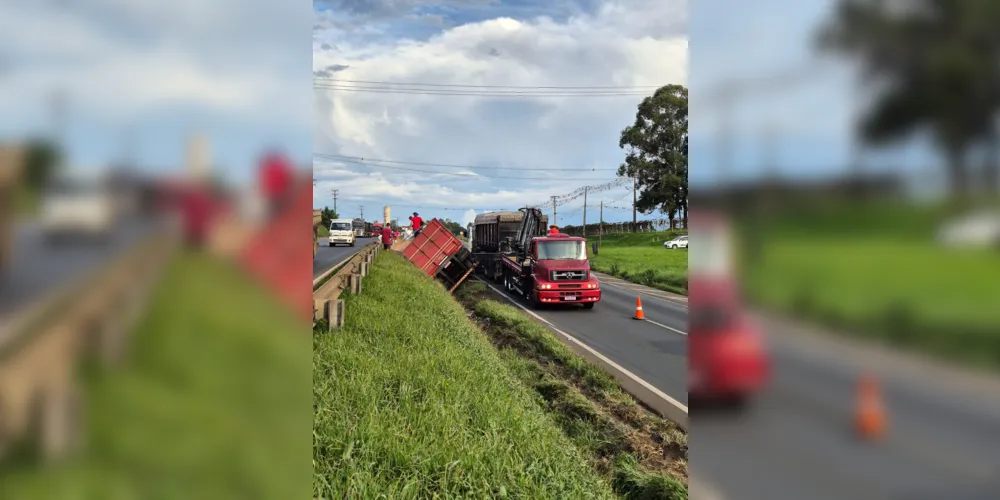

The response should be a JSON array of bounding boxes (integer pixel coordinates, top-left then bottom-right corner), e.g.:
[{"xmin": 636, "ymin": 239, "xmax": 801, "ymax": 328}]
[
  {"xmin": 0, "ymin": 0, "xmax": 313, "ymax": 184},
  {"xmin": 689, "ymin": 0, "xmax": 939, "ymax": 189},
  {"xmin": 312, "ymin": 0, "xmax": 687, "ymax": 227}
]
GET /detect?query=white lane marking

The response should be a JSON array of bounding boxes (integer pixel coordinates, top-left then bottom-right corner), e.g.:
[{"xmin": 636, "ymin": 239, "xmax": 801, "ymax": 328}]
[
  {"xmin": 646, "ymin": 318, "xmax": 687, "ymax": 336},
  {"xmin": 478, "ymin": 279, "xmax": 688, "ymax": 413},
  {"xmin": 593, "ymin": 274, "xmax": 688, "ymax": 305}
]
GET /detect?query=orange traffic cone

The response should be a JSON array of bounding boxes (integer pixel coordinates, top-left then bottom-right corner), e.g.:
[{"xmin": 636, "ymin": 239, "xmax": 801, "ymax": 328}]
[
  {"xmin": 632, "ymin": 297, "xmax": 645, "ymax": 320},
  {"xmin": 855, "ymin": 374, "xmax": 885, "ymax": 440}
]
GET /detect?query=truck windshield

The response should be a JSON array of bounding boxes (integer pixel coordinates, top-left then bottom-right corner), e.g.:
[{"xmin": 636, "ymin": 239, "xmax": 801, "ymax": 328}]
[
  {"xmin": 330, "ymin": 222, "xmax": 352, "ymax": 231},
  {"xmin": 537, "ymin": 240, "xmax": 587, "ymax": 260}
]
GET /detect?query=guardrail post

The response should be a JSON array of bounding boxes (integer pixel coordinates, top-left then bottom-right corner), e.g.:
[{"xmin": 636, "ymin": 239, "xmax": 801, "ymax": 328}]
[
  {"xmin": 348, "ymin": 273, "xmax": 362, "ymax": 294},
  {"xmin": 360, "ymin": 262, "xmax": 369, "ymax": 277},
  {"xmin": 314, "ymin": 299, "xmax": 345, "ymax": 330}
]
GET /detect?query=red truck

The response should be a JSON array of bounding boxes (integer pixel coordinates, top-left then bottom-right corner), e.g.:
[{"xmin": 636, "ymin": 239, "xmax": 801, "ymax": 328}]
[
  {"xmin": 687, "ymin": 210, "xmax": 770, "ymax": 408},
  {"xmin": 471, "ymin": 207, "xmax": 600, "ymax": 309}
]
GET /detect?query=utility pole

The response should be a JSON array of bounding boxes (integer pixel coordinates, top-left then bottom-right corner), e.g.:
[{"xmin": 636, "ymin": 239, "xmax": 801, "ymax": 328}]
[
  {"xmin": 582, "ymin": 187, "xmax": 588, "ymax": 238},
  {"xmin": 599, "ymin": 200, "xmax": 603, "ymax": 247},
  {"xmin": 331, "ymin": 189, "xmax": 338, "ymax": 215},
  {"xmin": 359, "ymin": 205, "xmax": 364, "ymax": 220},
  {"xmin": 632, "ymin": 176, "xmax": 637, "ymax": 233},
  {"xmin": 550, "ymin": 196, "xmax": 558, "ymax": 227}
]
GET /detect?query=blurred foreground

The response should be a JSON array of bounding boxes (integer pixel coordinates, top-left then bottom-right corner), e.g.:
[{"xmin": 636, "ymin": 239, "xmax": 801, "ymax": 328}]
[
  {"xmin": 691, "ymin": 0, "xmax": 1000, "ymax": 497},
  {"xmin": 1, "ymin": 144, "xmax": 312, "ymax": 498}
]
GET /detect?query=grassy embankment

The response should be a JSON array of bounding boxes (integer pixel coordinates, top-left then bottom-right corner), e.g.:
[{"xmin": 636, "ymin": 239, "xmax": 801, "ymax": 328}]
[
  {"xmin": 589, "ymin": 230, "xmax": 688, "ymax": 295},
  {"xmin": 455, "ymin": 281, "xmax": 688, "ymax": 497},
  {"xmin": 317, "ymin": 225, "xmax": 330, "ymax": 238},
  {"xmin": 0, "ymin": 252, "xmax": 312, "ymax": 499},
  {"xmin": 314, "ymin": 251, "xmax": 687, "ymax": 499},
  {"xmin": 741, "ymin": 201, "xmax": 1000, "ymax": 367}
]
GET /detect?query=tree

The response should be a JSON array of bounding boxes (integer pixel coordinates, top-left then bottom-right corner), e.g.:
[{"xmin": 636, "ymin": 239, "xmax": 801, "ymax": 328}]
[
  {"xmin": 23, "ymin": 138, "xmax": 62, "ymax": 192},
  {"xmin": 817, "ymin": 0, "xmax": 1000, "ymax": 199},
  {"xmin": 321, "ymin": 206, "xmax": 338, "ymax": 227},
  {"xmin": 617, "ymin": 84, "xmax": 688, "ymax": 229},
  {"xmin": 439, "ymin": 218, "xmax": 464, "ymax": 236}
]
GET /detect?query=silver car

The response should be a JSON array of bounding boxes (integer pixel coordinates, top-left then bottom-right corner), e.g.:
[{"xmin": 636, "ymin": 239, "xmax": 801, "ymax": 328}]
[{"xmin": 663, "ymin": 235, "xmax": 688, "ymax": 249}]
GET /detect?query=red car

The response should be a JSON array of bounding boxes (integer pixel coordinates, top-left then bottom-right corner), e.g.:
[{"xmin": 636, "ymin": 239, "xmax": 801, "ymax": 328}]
[{"xmin": 687, "ymin": 212, "xmax": 769, "ymax": 408}]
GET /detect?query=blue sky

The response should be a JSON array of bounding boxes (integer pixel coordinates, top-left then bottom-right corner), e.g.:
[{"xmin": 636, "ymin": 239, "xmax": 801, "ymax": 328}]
[
  {"xmin": 689, "ymin": 0, "xmax": 939, "ymax": 188},
  {"xmin": 0, "ymin": 1, "xmax": 313, "ymax": 184},
  {"xmin": 313, "ymin": 0, "xmax": 687, "ymax": 226}
]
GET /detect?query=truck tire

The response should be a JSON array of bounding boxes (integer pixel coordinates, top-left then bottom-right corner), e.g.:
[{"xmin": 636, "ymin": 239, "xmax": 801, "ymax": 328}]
[{"xmin": 583, "ymin": 302, "xmax": 595, "ymax": 310}]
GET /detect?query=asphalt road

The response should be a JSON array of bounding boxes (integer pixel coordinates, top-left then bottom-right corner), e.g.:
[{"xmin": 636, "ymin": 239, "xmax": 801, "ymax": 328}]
[
  {"xmin": 692, "ymin": 314, "xmax": 1000, "ymax": 500},
  {"xmin": 313, "ymin": 237, "xmax": 376, "ymax": 279},
  {"xmin": 482, "ymin": 270, "xmax": 689, "ymax": 405},
  {"xmin": 0, "ymin": 217, "xmax": 155, "ymax": 318}
]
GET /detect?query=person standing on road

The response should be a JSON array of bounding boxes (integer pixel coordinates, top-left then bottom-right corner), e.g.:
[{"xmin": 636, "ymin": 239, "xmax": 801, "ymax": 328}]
[
  {"xmin": 410, "ymin": 212, "xmax": 423, "ymax": 237},
  {"xmin": 381, "ymin": 224, "xmax": 393, "ymax": 250}
]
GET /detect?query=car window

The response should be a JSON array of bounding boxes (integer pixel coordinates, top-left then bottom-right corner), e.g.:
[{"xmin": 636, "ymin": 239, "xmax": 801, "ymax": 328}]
[{"xmin": 330, "ymin": 222, "xmax": 352, "ymax": 231}]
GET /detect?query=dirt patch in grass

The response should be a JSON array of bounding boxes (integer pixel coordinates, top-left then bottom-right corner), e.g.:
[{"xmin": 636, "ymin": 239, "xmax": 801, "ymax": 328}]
[{"xmin": 456, "ymin": 280, "xmax": 687, "ymax": 497}]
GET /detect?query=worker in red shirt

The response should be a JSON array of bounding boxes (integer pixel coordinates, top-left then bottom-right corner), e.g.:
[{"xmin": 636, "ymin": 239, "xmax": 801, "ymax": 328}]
[
  {"xmin": 549, "ymin": 225, "xmax": 559, "ymax": 235},
  {"xmin": 259, "ymin": 151, "xmax": 293, "ymax": 218},
  {"xmin": 409, "ymin": 212, "xmax": 424, "ymax": 237},
  {"xmin": 381, "ymin": 224, "xmax": 393, "ymax": 250}
]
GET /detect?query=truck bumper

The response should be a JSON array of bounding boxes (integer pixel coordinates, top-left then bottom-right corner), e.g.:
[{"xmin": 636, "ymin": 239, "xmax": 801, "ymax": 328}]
[{"xmin": 535, "ymin": 289, "xmax": 601, "ymax": 304}]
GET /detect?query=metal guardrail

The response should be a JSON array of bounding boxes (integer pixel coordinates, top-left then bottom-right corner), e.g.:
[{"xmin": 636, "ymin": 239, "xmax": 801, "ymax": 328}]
[
  {"xmin": 313, "ymin": 242, "xmax": 380, "ymax": 330},
  {"xmin": 0, "ymin": 230, "xmax": 178, "ymax": 463}
]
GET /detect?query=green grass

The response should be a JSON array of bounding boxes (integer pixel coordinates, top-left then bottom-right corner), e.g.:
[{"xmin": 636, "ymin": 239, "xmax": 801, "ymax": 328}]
[
  {"xmin": 0, "ymin": 252, "xmax": 312, "ymax": 499},
  {"xmin": 455, "ymin": 282, "xmax": 687, "ymax": 499},
  {"xmin": 590, "ymin": 231, "xmax": 688, "ymax": 295},
  {"xmin": 313, "ymin": 252, "xmax": 616, "ymax": 499},
  {"xmin": 741, "ymin": 201, "xmax": 1000, "ymax": 367},
  {"xmin": 317, "ymin": 225, "xmax": 330, "ymax": 238}
]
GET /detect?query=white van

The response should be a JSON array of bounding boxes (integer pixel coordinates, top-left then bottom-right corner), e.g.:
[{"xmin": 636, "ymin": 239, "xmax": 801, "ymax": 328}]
[{"xmin": 329, "ymin": 219, "xmax": 356, "ymax": 247}]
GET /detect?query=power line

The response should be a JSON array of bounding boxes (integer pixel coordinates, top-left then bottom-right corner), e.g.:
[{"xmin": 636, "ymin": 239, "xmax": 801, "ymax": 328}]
[
  {"xmin": 313, "ymin": 85, "xmax": 651, "ymax": 97},
  {"xmin": 313, "ymin": 77, "xmax": 661, "ymax": 90},
  {"xmin": 315, "ymin": 153, "xmax": 617, "ymax": 172},
  {"xmin": 315, "ymin": 155, "xmax": 616, "ymax": 181}
]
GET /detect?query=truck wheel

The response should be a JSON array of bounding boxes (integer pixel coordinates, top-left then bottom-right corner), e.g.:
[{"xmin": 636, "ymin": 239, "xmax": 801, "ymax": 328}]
[{"xmin": 583, "ymin": 302, "xmax": 595, "ymax": 310}]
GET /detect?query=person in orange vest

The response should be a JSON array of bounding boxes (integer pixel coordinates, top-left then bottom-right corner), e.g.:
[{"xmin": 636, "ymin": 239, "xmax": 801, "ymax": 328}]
[
  {"xmin": 549, "ymin": 225, "xmax": 559, "ymax": 235},
  {"xmin": 381, "ymin": 224, "xmax": 393, "ymax": 250}
]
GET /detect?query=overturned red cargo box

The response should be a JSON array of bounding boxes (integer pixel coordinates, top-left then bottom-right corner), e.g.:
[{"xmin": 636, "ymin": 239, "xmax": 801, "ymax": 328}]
[{"xmin": 401, "ymin": 218, "xmax": 477, "ymax": 292}]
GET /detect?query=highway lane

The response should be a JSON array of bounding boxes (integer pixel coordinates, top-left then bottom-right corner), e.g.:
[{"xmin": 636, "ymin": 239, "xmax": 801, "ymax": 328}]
[
  {"xmin": 313, "ymin": 237, "xmax": 376, "ymax": 279},
  {"xmin": 481, "ymin": 270, "xmax": 688, "ymax": 405},
  {"xmin": 693, "ymin": 314, "xmax": 1000, "ymax": 500},
  {"xmin": 0, "ymin": 217, "xmax": 156, "ymax": 318}
]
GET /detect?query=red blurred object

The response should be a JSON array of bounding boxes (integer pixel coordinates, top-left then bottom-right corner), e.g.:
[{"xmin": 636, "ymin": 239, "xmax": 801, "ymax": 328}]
[
  {"xmin": 239, "ymin": 177, "xmax": 313, "ymax": 323},
  {"xmin": 402, "ymin": 219, "xmax": 463, "ymax": 276},
  {"xmin": 259, "ymin": 151, "xmax": 293, "ymax": 202},
  {"xmin": 688, "ymin": 211, "xmax": 769, "ymax": 404}
]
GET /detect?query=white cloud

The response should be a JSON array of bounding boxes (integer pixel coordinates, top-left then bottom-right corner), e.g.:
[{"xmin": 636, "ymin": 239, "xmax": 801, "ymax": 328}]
[
  {"xmin": 0, "ymin": 0, "xmax": 312, "ymax": 168},
  {"xmin": 314, "ymin": 0, "xmax": 687, "ymax": 221}
]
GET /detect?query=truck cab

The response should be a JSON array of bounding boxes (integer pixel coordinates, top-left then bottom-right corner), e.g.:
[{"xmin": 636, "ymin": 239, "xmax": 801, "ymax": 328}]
[
  {"xmin": 329, "ymin": 219, "xmax": 356, "ymax": 247},
  {"xmin": 687, "ymin": 211, "xmax": 770, "ymax": 408},
  {"xmin": 517, "ymin": 233, "xmax": 601, "ymax": 309}
]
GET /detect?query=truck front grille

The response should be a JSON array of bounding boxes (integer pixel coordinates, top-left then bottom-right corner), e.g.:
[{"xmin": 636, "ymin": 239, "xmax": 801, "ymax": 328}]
[{"xmin": 550, "ymin": 270, "xmax": 588, "ymax": 281}]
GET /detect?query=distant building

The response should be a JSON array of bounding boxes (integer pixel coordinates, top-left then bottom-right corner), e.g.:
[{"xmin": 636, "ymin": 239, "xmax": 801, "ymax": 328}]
[{"xmin": 186, "ymin": 134, "xmax": 210, "ymax": 181}]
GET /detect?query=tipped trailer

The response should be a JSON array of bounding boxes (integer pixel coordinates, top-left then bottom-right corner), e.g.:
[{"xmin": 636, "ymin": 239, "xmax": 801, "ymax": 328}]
[
  {"xmin": 472, "ymin": 207, "xmax": 600, "ymax": 309},
  {"xmin": 400, "ymin": 218, "xmax": 478, "ymax": 292}
]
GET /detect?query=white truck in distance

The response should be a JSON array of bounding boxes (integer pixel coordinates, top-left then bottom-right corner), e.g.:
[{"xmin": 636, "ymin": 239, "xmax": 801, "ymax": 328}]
[{"xmin": 329, "ymin": 219, "xmax": 356, "ymax": 247}]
